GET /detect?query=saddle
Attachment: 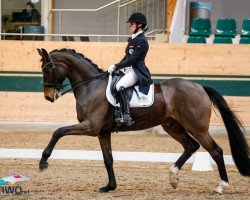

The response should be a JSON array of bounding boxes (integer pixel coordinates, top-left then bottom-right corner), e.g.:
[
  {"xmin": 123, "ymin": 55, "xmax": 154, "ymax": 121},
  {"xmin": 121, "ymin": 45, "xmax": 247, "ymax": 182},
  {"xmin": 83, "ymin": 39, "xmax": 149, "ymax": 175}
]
[{"xmin": 106, "ymin": 71, "xmax": 154, "ymax": 108}]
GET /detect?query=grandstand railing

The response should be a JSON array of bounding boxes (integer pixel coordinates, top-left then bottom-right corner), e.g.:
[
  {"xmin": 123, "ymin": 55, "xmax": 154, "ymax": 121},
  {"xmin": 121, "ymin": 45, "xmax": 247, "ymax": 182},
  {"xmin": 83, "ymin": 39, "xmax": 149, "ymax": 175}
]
[
  {"xmin": 51, "ymin": 0, "xmax": 121, "ymax": 39},
  {"xmin": 0, "ymin": 0, "xmax": 164, "ymax": 42},
  {"xmin": 0, "ymin": 32, "xmax": 156, "ymax": 42},
  {"xmin": 50, "ymin": 0, "xmax": 165, "ymax": 42}
]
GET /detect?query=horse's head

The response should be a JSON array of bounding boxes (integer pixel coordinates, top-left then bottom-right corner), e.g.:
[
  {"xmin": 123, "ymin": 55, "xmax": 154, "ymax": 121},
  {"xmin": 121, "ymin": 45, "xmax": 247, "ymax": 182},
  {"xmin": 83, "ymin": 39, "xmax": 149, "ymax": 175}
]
[{"xmin": 37, "ymin": 48, "xmax": 68, "ymax": 102}]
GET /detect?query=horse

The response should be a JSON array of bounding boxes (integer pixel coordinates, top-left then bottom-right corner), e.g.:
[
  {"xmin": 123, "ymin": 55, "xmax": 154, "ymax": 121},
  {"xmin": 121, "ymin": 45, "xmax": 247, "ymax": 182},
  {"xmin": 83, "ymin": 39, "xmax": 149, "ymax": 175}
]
[{"xmin": 37, "ymin": 48, "xmax": 250, "ymax": 194}]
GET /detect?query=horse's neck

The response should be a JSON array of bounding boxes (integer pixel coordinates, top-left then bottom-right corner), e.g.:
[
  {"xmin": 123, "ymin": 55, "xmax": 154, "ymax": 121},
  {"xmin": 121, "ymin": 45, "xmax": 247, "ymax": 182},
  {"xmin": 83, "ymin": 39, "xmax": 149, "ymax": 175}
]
[
  {"xmin": 67, "ymin": 59, "xmax": 98, "ymax": 84},
  {"xmin": 65, "ymin": 57, "xmax": 105, "ymax": 100},
  {"xmin": 72, "ymin": 75, "xmax": 108, "ymax": 105}
]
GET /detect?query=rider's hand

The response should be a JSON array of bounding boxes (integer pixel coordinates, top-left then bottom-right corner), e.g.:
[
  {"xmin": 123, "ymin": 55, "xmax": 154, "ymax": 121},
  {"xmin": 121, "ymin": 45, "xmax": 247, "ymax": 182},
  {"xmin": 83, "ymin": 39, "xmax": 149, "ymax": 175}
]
[{"xmin": 108, "ymin": 64, "xmax": 116, "ymax": 74}]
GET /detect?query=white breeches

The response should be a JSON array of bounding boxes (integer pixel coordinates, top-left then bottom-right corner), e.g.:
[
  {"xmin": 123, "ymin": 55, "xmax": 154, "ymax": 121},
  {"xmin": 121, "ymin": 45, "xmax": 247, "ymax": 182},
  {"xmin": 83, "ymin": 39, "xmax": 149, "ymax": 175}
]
[{"xmin": 116, "ymin": 67, "xmax": 138, "ymax": 91}]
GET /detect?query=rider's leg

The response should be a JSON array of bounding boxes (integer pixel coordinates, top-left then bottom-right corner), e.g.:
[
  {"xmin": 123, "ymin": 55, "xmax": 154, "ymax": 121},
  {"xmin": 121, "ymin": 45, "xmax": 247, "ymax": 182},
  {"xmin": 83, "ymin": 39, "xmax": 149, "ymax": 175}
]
[
  {"xmin": 115, "ymin": 68, "xmax": 138, "ymax": 90},
  {"xmin": 117, "ymin": 86, "xmax": 133, "ymax": 125},
  {"xmin": 115, "ymin": 68, "xmax": 138, "ymax": 125}
]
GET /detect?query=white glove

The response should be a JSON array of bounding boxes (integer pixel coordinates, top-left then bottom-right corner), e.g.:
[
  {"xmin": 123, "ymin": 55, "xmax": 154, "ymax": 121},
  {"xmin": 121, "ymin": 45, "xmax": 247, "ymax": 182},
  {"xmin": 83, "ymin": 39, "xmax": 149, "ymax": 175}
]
[{"xmin": 108, "ymin": 64, "xmax": 116, "ymax": 74}]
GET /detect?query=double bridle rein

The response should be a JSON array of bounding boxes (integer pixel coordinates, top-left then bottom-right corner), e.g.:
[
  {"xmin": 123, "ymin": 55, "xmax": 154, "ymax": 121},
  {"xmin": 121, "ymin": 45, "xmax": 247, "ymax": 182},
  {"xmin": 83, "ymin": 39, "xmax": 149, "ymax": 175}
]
[{"xmin": 42, "ymin": 53, "xmax": 108, "ymax": 99}]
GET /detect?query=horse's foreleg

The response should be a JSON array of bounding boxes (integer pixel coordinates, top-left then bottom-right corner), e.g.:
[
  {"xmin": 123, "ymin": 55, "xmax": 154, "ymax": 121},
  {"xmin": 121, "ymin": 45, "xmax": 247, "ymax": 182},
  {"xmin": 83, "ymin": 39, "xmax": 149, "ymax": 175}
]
[
  {"xmin": 39, "ymin": 121, "xmax": 94, "ymax": 171},
  {"xmin": 98, "ymin": 133, "xmax": 117, "ymax": 193}
]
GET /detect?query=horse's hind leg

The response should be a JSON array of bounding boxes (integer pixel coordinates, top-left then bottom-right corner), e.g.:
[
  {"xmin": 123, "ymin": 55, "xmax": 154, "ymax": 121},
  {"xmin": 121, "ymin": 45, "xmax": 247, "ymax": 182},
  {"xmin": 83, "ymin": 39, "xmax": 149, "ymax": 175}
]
[
  {"xmin": 191, "ymin": 132, "xmax": 229, "ymax": 194},
  {"xmin": 162, "ymin": 119, "xmax": 200, "ymax": 189}
]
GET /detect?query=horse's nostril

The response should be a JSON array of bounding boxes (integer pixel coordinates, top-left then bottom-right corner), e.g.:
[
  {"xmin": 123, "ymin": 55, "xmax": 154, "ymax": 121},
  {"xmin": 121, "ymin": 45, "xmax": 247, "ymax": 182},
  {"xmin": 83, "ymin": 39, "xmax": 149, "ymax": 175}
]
[{"xmin": 45, "ymin": 96, "xmax": 54, "ymax": 102}]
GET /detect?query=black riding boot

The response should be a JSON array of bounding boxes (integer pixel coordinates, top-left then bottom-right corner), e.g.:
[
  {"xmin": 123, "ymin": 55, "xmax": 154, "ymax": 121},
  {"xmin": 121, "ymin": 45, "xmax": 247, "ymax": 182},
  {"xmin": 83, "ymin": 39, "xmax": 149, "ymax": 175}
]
[{"xmin": 115, "ymin": 87, "xmax": 133, "ymax": 126}]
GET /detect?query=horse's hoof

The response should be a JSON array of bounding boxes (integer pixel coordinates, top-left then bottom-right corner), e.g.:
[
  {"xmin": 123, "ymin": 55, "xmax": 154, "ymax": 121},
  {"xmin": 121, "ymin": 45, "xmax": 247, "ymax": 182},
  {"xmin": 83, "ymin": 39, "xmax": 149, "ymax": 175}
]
[
  {"xmin": 169, "ymin": 169, "xmax": 179, "ymax": 189},
  {"xmin": 213, "ymin": 181, "xmax": 229, "ymax": 195},
  {"xmin": 39, "ymin": 162, "xmax": 48, "ymax": 172},
  {"xmin": 98, "ymin": 185, "xmax": 116, "ymax": 193},
  {"xmin": 212, "ymin": 189, "xmax": 223, "ymax": 195},
  {"xmin": 170, "ymin": 178, "xmax": 179, "ymax": 189}
]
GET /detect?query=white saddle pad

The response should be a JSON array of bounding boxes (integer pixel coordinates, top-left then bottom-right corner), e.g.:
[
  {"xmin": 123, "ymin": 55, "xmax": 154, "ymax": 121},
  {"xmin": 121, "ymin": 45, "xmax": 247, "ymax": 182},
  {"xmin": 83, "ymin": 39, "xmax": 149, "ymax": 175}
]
[{"xmin": 106, "ymin": 75, "xmax": 154, "ymax": 107}]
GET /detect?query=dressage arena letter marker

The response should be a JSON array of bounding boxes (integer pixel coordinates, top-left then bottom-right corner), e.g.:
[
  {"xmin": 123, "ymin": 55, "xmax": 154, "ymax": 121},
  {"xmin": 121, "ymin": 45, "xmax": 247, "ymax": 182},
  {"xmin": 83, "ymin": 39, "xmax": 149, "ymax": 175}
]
[{"xmin": 191, "ymin": 152, "xmax": 213, "ymax": 171}]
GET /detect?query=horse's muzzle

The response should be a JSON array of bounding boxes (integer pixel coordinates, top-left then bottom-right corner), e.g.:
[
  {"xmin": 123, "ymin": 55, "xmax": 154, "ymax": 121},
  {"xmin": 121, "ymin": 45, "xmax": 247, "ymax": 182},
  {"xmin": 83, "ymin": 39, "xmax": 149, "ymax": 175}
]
[
  {"xmin": 44, "ymin": 86, "xmax": 55, "ymax": 103},
  {"xmin": 45, "ymin": 95, "xmax": 54, "ymax": 102}
]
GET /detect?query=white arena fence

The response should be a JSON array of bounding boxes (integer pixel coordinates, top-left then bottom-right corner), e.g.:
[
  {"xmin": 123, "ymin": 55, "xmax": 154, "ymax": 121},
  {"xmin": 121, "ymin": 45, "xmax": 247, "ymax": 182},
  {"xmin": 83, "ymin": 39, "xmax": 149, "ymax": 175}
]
[{"xmin": 0, "ymin": 149, "xmax": 235, "ymax": 172}]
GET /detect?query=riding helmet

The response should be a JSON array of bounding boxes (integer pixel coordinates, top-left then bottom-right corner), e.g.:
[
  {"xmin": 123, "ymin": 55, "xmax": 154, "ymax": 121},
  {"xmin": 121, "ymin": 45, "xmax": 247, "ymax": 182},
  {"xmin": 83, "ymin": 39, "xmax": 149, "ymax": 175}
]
[{"xmin": 127, "ymin": 12, "xmax": 147, "ymax": 28}]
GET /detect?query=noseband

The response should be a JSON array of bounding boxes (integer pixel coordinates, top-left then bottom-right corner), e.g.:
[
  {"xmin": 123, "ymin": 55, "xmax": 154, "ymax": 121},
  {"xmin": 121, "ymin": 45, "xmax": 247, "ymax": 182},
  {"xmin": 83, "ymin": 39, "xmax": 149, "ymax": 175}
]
[{"xmin": 42, "ymin": 53, "xmax": 108, "ymax": 99}]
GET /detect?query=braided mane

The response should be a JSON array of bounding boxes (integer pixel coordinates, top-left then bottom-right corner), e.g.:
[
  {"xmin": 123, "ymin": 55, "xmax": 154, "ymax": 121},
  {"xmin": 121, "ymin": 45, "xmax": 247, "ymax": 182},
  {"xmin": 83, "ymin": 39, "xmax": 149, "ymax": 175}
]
[{"xmin": 51, "ymin": 48, "xmax": 104, "ymax": 73}]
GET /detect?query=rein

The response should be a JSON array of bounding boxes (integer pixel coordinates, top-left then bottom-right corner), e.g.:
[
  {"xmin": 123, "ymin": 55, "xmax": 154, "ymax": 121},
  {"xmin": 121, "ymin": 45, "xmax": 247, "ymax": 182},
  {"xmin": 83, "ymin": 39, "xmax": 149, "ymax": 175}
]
[
  {"xmin": 59, "ymin": 73, "xmax": 108, "ymax": 97},
  {"xmin": 42, "ymin": 53, "xmax": 108, "ymax": 99}
]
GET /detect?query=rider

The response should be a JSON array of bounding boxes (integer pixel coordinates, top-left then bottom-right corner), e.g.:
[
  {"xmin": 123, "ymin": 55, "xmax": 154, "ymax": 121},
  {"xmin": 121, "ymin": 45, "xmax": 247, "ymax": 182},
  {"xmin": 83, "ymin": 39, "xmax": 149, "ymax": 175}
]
[{"xmin": 108, "ymin": 12, "xmax": 153, "ymax": 126}]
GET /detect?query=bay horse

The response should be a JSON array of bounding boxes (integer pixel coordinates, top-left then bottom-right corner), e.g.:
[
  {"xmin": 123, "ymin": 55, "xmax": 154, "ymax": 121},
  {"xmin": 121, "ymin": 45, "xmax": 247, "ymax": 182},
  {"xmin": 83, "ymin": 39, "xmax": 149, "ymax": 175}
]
[{"xmin": 37, "ymin": 48, "xmax": 250, "ymax": 194}]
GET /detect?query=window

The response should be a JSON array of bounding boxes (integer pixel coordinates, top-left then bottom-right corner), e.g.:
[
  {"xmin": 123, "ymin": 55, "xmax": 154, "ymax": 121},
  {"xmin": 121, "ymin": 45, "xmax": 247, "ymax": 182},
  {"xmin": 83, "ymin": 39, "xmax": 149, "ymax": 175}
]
[{"xmin": 1, "ymin": 0, "xmax": 41, "ymax": 40}]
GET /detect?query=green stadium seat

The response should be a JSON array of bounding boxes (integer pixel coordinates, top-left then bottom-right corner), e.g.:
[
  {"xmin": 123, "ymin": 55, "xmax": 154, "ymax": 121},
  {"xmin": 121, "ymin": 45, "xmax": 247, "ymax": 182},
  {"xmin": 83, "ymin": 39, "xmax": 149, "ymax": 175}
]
[
  {"xmin": 239, "ymin": 37, "xmax": 250, "ymax": 44},
  {"xmin": 213, "ymin": 37, "xmax": 232, "ymax": 44},
  {"xmin": 189, "ymin": 18, "xmax": 211, "ymax": 38},
  {"xmin": 215, "ymin": 18, "xmax": 237, "ymax": 38},
  {"xmin": 187, "ymin": 36, "xmax": 206, "ymax": 43},
  {"xmin": 241, "ymin": 19, "xmax": 250, "ymax": 37}
]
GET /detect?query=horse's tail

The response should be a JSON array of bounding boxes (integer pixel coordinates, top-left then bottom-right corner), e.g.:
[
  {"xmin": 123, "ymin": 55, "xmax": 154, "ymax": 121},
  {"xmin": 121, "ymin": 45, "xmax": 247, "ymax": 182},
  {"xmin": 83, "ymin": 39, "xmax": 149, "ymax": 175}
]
[{"xmin": 203, "ymin": 86, "xmax": 250, "ymax": 177}]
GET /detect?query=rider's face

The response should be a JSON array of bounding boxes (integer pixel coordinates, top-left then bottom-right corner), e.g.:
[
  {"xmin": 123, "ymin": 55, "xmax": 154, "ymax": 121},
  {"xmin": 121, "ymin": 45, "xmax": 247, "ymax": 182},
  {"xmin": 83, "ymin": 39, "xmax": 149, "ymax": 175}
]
[
  {"xmin": 129, "ymin": 21, "xmax": 137, "ymax": 34},
  {"xmin": 26, "ymin": 5, "xmax": 33, "ymax": 13}
]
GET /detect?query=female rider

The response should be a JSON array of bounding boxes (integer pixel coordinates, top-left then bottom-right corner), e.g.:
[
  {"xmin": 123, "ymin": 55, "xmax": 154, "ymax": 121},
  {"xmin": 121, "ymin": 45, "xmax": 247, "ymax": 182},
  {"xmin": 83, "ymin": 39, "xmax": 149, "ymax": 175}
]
[{"xmin": 108, "ymin": 12, "xmax": 153, "ymax": 126}]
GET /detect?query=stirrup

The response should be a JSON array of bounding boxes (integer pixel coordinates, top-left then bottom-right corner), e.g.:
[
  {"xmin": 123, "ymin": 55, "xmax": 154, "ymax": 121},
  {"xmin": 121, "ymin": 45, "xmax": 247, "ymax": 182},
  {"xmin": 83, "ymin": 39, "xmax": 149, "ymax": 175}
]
[
  {"xmin": 115, "ymin": 117, "xmax": 123, "ymax": 123},
  {"xmin": 124, "ymin": 119, "xmax": 134, "ymax": 126},
  {"xmin": 115, "ymin": 116, "xmax": 134, "ymax": 126},
  {"xmin": 121, "ymin": 114, "xmax": 134, "ymax": 126},
  {"xmin": 115, "ymin": 118, "xmax": 125, "ymax": 126}
]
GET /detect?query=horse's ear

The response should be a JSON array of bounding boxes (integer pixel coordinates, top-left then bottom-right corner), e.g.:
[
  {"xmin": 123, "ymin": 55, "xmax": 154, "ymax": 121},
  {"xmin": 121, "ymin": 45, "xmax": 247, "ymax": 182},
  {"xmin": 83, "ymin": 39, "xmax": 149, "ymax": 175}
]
[
  {"xmin": 37, "ymin": 48, "xmax": 49, "ymax": 62},
  {"xmin": 41, "ymin": 48, "xmax": 49, "ymax": 60},
  {"xmin": 37, "ymin": 48, "xmax": 43, "ymax": 57}
]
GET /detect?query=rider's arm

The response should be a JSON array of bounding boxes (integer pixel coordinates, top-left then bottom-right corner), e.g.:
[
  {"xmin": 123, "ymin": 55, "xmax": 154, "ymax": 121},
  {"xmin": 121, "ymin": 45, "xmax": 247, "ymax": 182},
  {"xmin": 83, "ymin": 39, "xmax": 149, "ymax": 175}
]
[
  {"xmin": 115, "ymin": 39, "xmax": 147, "ymax": 69},
  {"xmin": 120, "ymin": 55, "xmax": 126, "ymax": 62}
]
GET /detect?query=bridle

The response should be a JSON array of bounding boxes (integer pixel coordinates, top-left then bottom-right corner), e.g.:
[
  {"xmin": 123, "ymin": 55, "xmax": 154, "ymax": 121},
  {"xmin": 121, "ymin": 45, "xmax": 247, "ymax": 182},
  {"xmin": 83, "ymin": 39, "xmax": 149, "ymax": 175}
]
[
  {"xmin": 42, "ymin": 53, "xmax": 108, "ymax": 99},
  {"xmin": 42, "ymin": 54, "xmax": 61, "ymax": 89}
]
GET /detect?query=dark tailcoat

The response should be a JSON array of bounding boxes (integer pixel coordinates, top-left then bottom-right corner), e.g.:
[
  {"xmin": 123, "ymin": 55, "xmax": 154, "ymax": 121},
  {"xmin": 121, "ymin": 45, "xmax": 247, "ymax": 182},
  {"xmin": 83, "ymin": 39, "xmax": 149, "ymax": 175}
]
[{"xmin": 115, "ymin": 32, "xmax": 153, "ymax": 95}]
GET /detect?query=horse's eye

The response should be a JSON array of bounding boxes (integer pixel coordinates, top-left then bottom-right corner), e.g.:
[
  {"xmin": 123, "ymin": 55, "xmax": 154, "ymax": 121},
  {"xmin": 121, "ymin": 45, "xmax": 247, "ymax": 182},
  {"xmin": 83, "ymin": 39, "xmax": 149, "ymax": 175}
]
[{"xmin": 42, "ymin": 66, "xmax": 50, "ymax": 74}]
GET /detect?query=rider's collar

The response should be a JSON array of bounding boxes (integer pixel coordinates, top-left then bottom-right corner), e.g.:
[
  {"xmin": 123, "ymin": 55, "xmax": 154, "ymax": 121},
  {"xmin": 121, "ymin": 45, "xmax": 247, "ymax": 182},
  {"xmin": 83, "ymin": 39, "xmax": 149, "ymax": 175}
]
[{"xmin": 131, "ymin": 30, "xmax": 143, "ymax": 39}]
